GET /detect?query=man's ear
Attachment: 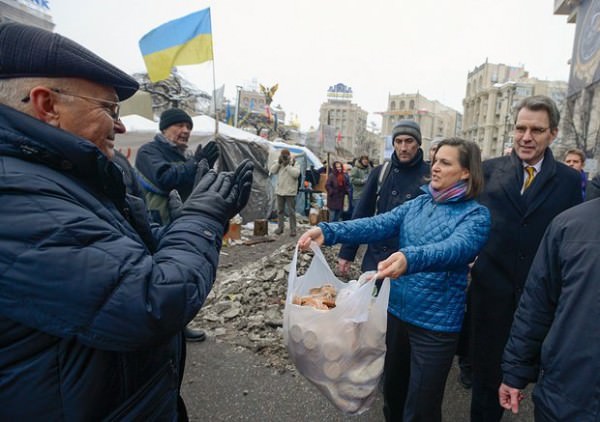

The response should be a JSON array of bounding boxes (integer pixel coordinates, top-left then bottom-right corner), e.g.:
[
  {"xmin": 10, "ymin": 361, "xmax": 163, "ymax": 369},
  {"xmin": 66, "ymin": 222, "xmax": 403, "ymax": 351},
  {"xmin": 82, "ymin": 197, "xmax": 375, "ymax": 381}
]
[{"xmin": 27, "ymin": 86, "xmax": 60, "ymax": 127}]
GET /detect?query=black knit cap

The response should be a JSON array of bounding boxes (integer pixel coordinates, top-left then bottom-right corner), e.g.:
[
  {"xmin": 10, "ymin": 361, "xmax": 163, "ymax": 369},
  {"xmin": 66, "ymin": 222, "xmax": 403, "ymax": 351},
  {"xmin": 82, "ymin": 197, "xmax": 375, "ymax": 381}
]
[
  {"xmin": 392, "ymin": 119, "xmax": 422, "ymax": 145},
  {"xmin": 0, "ymin": 22, "xmax": 138, "ymax": 101},
  {"xmin": 159, "ymin": 108, "xmax": 193, "ymax": 131}
]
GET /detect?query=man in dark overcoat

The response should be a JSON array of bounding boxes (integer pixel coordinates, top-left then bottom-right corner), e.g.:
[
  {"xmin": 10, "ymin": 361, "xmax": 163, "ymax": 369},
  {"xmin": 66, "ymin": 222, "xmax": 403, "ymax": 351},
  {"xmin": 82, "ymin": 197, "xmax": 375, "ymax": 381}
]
[{"xmin": 469, "ymin": 95, "xmax": 582, "ymax": 421}]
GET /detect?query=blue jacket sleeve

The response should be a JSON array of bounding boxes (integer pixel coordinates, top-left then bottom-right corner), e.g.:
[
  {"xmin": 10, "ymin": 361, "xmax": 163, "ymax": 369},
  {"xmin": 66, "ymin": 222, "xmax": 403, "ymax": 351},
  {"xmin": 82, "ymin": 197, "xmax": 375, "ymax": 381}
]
[
  {"xmin": 319, "ymin": 202, "xmax": 408, "ymax": 246},
  {"xmin": 401, "ymin": 205, "xmax": 491, "ymax": 273},
  {"xmin": 338, "ymin": 167, "xmax": 380, "ymax": 261}
]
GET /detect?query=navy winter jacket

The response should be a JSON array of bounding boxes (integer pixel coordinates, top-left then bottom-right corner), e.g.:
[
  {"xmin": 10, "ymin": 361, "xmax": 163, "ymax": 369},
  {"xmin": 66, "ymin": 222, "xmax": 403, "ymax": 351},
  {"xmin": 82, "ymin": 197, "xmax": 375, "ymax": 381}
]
[
  {"xmin": 339, "ymin": 150, "xmax": 430, "ymax": 271},
  {"xmin": 135, "ymin": 134, "xmax": 197, "ymax": 200},
  {"xmin": 502, "ymin": 199, "xmax": 600, "ymax": 421},
  {"xmin": 320, "ymin": 189, "xmax": 490, "ymax": 332},
  {"xmin": 0, "ymin": 105, "xmax": 221, "ymax": 420}
]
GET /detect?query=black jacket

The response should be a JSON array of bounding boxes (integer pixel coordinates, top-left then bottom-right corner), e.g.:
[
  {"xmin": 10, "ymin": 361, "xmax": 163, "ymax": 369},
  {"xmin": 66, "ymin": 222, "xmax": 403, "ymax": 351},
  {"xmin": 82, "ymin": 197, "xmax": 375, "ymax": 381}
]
[
  {"xmin": 469, "ymin": 149, "xmax": 582, "ymax": 384},
  {"xmin": 502, "ymin": 199, "xmax": 600, "ymax": 421},
  {"xmin": 338, "ymin": 149, "xmax": 430, "ymax": 271}
]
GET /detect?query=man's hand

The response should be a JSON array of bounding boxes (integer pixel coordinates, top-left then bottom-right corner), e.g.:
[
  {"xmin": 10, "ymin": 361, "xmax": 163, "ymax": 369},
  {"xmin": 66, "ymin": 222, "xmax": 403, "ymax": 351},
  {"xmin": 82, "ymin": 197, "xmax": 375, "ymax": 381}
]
[
  {"xmin": 376, "ymin": 252, "xmax": 408, "ymax": 279},
  {"xmin": 193, "ymin": 158, "xmax": 211, "ymax": 186},
  {"xmin": 232, "ymin": 159, "xmax": 254, "ymax": 214},
  {"xmin": 181, "ymin": 170, "xmax": 237, "ymax": 226},
  {"xmin": 498, "ymin": 383, "xmax": 524, "ymax": 414},
  {"xmin": 297, "ymin": 227, "xmax": 324, "ymax": 250},
  {"xmin": 337, "ymin": 258, "xmax": 351, "ymax": 277},
  {"xmin": 167, "ymin": 189, "xmax": 184, "ymax": 221},
  {"xmin": 194, "ymin": 141, "xmax": 219, "ymax": 168}
]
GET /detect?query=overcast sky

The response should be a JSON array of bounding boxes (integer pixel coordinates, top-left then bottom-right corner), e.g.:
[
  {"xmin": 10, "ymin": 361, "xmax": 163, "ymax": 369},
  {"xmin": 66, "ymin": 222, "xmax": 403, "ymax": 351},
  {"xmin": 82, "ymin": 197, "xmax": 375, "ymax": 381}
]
[{"xmin": 51, "ymin": 0, "xmax": 575, "ymax": 131}]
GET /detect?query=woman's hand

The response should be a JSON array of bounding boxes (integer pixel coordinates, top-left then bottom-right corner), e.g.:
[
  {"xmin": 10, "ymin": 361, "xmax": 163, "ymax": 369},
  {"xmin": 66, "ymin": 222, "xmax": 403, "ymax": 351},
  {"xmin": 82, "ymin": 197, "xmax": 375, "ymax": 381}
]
[
  {"xmin": 297, "ymin": 227, "xmax": 324, "ymax": 250},
  {"xmin": 376, "ymin": 252, "xmax": 408, "ymax": 279}
]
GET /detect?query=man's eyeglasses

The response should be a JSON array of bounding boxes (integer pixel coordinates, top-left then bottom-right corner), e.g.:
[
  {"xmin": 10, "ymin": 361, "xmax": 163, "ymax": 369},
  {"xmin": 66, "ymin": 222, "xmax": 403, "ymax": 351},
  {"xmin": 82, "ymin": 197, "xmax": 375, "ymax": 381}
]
[
  {"xmin": 514, "ymin": 125, "xmax": 549, "ymax": 138},
  {"xmin": 21, "ymin": 88, "xmax": 120, "ymax": 121}
]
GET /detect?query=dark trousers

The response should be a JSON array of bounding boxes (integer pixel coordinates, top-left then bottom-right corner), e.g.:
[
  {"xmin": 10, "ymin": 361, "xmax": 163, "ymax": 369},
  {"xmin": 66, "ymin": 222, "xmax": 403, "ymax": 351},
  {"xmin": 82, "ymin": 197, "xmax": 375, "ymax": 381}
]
[
  {"xmin": 329, "ymin": 208, "xmax": 343, "ymax": 222},
  {"xmin": 470, "ymin": 378, "xmax": 504, "ymax": 422},
  {"xmin": 382, "ymin": 314, "xmax": 459, "ymax": 422}
]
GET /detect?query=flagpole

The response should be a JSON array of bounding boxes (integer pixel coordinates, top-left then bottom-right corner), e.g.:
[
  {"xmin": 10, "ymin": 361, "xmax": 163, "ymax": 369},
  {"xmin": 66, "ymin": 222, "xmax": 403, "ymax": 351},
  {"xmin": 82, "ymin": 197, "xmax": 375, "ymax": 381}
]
[
  {"xmin": 208, "ymin": 8, "xmax": 218, "ymax": 137},
  {"xmin": 211, "ymin": 60, "xmax": 218, "ymax": 137}
]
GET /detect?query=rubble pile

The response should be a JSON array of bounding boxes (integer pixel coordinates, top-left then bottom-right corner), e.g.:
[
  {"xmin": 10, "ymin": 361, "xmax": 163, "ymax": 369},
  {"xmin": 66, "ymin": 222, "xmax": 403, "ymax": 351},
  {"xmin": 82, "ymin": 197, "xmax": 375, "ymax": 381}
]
[{"xmin": 194, "ymin": 240, "xmax": 363, "ymax": 372}]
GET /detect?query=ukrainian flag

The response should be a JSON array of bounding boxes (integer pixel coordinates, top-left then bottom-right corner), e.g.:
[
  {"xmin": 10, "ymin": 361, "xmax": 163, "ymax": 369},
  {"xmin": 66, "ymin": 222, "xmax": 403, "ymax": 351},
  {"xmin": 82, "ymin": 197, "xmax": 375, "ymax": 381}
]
[{"xmin": 139, "ymin": 8, "xmax": 213, "ymax": 82}]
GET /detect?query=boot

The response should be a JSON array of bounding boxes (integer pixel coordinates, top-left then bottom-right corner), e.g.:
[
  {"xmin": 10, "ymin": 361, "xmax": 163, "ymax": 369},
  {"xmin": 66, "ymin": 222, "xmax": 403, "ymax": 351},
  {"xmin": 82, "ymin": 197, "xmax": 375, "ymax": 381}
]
[{"xmin": 184, "ymin": 326, "xmax": 206, "ymax": 342}]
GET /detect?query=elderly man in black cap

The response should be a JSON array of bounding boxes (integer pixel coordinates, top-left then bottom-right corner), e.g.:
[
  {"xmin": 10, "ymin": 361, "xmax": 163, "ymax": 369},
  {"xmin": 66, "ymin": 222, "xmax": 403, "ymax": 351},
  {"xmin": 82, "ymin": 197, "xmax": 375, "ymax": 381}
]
[
  {"xmin": 336, "ymin": 119, "xmax": 430, "ymax": 277},
  {"xmin": 0, "ymin": 22, "xmax": 253, "ymax": 421}
]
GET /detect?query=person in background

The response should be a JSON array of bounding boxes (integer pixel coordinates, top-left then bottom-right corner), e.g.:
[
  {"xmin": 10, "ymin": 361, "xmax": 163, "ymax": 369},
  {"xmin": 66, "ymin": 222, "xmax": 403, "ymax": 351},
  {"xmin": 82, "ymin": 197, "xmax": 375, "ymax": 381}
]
[
  {"xmin": 326, "ymin": 160, "xmax": 350, "ymax": 222},
  {"xmin": 586, "ymin": 173, "xmax": 600, "ymax": 200},
  {"xmin": 337, "ymin": 120, "xmax": 430, "ymax": 277},
  {"xmin": 135, "ymin": 108, "xmax": 219, "ymax": 225},
  {"xmin": 349, "ymin": 154, "xmax": 372, "ymax": 210},
  {"xmin": 0, "ymin": 22, "xmax": 254, "ymax": 420},
  {"xmin": 428, "ymin": 138, "xmax": 442, "ymax": 163},
  {"xmin": 270, "ymin": 148, "xmax": 300, "ymax": 236},
  {"xmin": 499, "ymin": 198, "xmax": 600, "ymax": 420},
  {"xmin": 563, "ymin": 148, "xmax": 587, "ymax": 200},
  {"xmin": 468, "ymin": 95, "xmax": 582, "ymax": 422},
  {"xmin": 299, "ymin": 138, "xmax": 490, "ymax": 422}
]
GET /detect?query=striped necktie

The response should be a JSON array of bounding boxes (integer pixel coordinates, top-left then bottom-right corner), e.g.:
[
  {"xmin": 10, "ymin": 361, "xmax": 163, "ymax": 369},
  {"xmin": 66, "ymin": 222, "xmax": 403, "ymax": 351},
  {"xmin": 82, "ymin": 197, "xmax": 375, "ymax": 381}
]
[{"xmin": 523, "ymin": 166, "xmax": 535, "ymax": 192}]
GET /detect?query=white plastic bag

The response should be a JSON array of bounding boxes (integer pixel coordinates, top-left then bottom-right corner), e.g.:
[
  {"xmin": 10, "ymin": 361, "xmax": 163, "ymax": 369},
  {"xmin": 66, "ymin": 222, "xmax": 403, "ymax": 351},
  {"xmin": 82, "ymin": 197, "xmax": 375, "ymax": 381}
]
[{"xmin": 283, "ymin": 243, "xmax": 390, "ymax": 415}]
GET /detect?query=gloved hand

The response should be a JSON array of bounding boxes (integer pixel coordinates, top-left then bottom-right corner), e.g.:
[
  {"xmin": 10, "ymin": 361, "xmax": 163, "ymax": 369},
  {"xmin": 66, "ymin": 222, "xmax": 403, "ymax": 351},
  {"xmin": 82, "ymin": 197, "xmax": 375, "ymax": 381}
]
[
  {"xmin": 194, "ymin": 141, "xmax": 219, "ymax": 168},
  {"xmin": 193, "ymin": 158, "xmax": 211, "ymax": 186},
  {"xmin": 233, "ymin": 159, "xmax": 254, "ymax": 213},
  {"xmin": 181, "ymin": 170, "xmax": 238, "ymax": 226},
  {"xmin": 167, "ymin": 189, "xmax": 184, "ymax": 221}
]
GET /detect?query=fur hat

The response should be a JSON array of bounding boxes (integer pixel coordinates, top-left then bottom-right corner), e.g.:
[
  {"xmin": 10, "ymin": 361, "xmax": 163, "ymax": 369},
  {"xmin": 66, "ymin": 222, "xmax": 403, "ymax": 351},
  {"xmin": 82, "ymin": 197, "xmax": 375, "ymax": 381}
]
[
  {"xmin": 0, "ymin": 22, "xmax": 138, "ymax": 101},
  {"xmin": 391, "ymin": 120, "xmax": 422, "ymax": 145},
  {"xmin": 159, "ymin": 108, "xmax": 193, "ymax": 131}
]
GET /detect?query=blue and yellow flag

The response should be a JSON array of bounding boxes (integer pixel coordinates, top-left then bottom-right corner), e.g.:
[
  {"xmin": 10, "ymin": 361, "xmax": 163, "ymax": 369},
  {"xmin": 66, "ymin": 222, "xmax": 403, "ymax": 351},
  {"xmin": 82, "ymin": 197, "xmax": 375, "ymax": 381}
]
[{"xmin": 139, "ymin": 8, "xmax": 213, "ymax": 82}]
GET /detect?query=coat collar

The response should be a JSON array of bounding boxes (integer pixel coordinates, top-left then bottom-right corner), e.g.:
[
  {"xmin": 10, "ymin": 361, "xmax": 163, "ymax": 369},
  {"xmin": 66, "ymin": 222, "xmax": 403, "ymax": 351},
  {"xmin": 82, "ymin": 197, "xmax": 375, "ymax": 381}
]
[
  {"xmin": 0, "ymin": 104, "xmax": 126, "ymax": 209},
  {"xmin": 496, "ymin": 148, "xmax": 558, "ymax": 217}
]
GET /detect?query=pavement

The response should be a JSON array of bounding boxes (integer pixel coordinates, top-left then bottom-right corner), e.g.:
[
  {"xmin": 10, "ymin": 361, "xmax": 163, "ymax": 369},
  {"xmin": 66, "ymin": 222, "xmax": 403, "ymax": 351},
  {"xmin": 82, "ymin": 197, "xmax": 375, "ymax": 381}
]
[{"xmin": 181, "ymin": 338, "xmax": 534, "ymax": 421}]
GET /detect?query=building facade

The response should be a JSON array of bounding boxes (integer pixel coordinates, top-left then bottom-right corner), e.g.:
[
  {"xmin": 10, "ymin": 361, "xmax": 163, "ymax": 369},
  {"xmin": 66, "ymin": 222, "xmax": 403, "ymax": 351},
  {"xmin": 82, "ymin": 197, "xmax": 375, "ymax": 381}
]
[
  {"xmin": 381, "ymin": 92, "xmax": 462, "ymax": 153},
  {"xmin": 317, "ymin": 83, "xmax": 369, "ymax": 161},
  {"xmin": 0, "ymin": 0, "xmax": 53, "ymax": 30},
  {"xmin": 462, "ymin": 61, "xmax": 567, "ymax": 159}
]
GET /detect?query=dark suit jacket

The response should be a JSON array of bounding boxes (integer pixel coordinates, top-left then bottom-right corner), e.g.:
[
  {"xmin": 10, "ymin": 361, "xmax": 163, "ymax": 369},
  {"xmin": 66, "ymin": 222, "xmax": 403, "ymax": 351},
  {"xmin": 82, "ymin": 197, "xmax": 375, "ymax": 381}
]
[{"xmin": 469, "ymin": 149, "xmax": 582, "ymax": 384}]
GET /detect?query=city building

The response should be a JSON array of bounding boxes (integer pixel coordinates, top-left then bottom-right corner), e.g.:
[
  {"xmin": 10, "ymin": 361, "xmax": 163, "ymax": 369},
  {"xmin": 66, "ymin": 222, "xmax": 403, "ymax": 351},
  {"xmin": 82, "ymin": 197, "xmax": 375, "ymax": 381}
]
[
  {"xmin": 555, "ymin": 0, "xmax": 600, "ymax": 175},
  {"xmin": 380, "ymin": 92, "xmax": 462, "ymax": 154},
  {"xmin": 318, "ymin": 83, "xmax": 369, "ymax": 161},
  {"xmin": 0, "ymin": 0, "xmax": 53, "ymax": 30},
  {"xmin": 462, "ymin": 61, "xmax": 567, "ymax": 159}
]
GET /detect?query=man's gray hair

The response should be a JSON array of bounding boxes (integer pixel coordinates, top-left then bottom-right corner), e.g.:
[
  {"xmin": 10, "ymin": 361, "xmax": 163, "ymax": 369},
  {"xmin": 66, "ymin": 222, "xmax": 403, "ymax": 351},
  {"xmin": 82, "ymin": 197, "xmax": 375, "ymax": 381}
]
[{"xmin": 514, "ymin": 95, "xmax": 560, "ymax": 130}]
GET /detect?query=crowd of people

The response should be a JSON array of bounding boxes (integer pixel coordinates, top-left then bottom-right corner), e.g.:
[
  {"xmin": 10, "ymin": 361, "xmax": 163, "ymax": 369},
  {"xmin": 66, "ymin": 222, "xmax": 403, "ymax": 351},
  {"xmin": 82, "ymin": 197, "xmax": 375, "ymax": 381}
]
[{"xmin": 1, "ymin": 21, "xmax": 599, "ymax": 422}]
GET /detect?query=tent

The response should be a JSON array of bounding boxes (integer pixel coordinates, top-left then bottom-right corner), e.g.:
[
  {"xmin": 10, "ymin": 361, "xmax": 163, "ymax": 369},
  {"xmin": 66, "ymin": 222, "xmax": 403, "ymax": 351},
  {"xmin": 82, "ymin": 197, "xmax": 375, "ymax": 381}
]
[{"xmin": 117, "ymin": 114, "xmax": 324, "ymax": 223}]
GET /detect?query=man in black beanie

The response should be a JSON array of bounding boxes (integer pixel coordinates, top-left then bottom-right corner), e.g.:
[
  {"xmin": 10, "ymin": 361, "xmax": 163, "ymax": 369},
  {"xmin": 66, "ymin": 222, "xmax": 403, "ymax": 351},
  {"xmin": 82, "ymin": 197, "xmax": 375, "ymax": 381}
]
[
  {"xmin": 0, "ymin": 22, "xmax": 254, "ymax": 420},
  {"xmin": 136, "ymin": 107, "xmax": 219, "ymax": 225}
]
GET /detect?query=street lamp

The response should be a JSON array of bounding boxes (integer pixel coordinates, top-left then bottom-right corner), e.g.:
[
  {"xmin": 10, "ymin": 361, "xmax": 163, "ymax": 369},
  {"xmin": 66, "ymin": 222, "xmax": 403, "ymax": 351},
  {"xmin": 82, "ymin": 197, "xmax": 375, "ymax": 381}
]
[{"xmin": 234, "ymin": 85, "xmax": 242, "ymax": 128}]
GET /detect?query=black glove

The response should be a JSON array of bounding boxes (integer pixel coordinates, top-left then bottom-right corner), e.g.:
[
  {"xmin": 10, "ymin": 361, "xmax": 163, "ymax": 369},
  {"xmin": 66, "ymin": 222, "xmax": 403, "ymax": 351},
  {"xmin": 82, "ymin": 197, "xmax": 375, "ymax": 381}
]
[
  {"xmin": 181, "ymin": 170, "xmax": 238, "ymax": 226},
  {"xmin": 167, "ymin": 189, "xmax": 184, "ymax": 221},
  {"xmin": 193, "ymin": 158, "xmax": 211, "ymax": 186},
  {"xmin": 233, "ymin": 159, "xmax": 254, "ymax": 213},
  {"xmin": 194, "ymin": 141, "xmax": 219, "ymax": 168}
]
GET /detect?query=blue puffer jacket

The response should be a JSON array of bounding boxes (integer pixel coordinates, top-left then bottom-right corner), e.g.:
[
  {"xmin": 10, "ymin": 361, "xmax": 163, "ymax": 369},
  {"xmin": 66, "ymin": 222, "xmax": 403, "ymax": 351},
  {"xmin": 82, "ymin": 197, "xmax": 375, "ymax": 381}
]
[
  {"xmin": 0, "ymin": 105, "xmax": 222, "ymax": 420},
  {"xmin": 320, "ymin": 188, "xmax": 490, "ymax": 332}
]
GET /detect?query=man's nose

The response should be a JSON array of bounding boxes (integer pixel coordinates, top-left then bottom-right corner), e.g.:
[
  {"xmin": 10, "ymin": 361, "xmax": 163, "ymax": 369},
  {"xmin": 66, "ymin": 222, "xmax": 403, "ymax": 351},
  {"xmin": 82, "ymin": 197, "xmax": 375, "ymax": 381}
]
[{"xmin": 114, "ymin": 119, "xmax": 126, "ymax": 134}]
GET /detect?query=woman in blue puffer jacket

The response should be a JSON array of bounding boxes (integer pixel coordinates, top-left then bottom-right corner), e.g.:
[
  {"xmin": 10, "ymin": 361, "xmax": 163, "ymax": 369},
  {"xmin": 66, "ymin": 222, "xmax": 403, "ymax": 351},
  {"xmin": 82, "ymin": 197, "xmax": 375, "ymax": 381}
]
[{"xmin": 298, "ymin": 138, "xmax": 490, "ymax": 422}]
